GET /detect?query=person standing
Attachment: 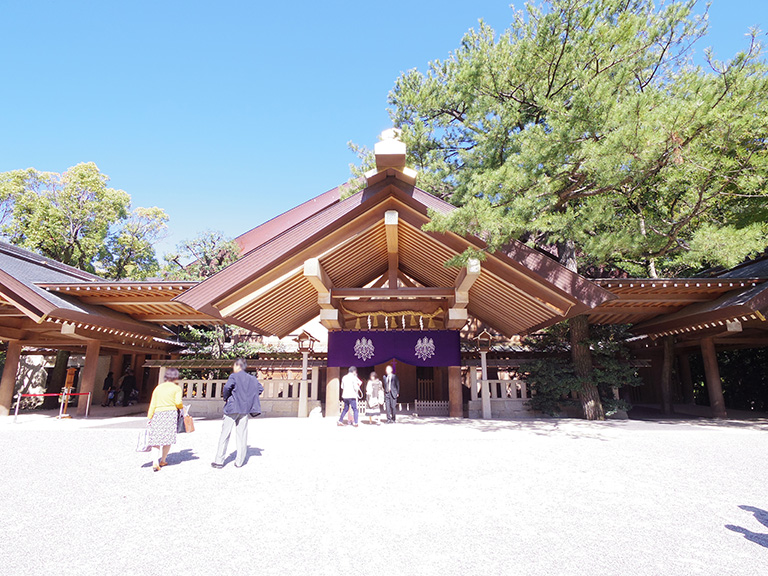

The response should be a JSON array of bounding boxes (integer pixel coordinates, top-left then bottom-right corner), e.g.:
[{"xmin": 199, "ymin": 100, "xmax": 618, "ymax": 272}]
[
  {"xmin": 365, "ymin": 371, "xmax": 383, "ymax": 425},
  {"xmin": 146, "ymin": 368, "xmax": 184, "ymax": 472},
  {"xmin": 101, "ymin": 372, "xmax": 115, "ymax": 407},
  {"xmin": 212, "ymin": 358, "xmax": 263, "ymax": 469},
  {"xmin": 120, "ymin": 368, "xmax": 136, "ymax": 407},
  {"xmin": 383, "ymin": 364, "xmax": 400, "ymax": 423},
  {"xmin": 338, "ymin": 366, "xmax": 362, "ymax": 427}
]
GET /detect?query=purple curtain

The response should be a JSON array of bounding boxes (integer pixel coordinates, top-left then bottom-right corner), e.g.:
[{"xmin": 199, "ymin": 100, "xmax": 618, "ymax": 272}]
[{"xmin": 327, "ymin": 330, "xmax": 460, "ymax": 367}]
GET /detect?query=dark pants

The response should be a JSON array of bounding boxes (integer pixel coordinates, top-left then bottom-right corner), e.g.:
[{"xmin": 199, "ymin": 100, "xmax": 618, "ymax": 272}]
[
  {"xmin": 121, "ymin": 388, "xmax": 133, "ymax": 406},
  {"xmin": 385, "ymin": 394, "xmax": 397, "ymax": 422},
  {"xmin": 339, "ymin": 398, "xmax": 358, "ymax": 424}
]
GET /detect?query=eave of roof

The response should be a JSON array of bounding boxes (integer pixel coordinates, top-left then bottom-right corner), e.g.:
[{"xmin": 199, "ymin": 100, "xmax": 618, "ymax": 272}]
[{"xmin": 632, "ymin": 282, "xmax": 768, "ymax": 336}]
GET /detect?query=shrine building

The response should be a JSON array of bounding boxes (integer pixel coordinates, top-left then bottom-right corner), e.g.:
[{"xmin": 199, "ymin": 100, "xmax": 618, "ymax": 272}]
[{"xmin": 1, "ymin": 132, "xmax": 767, "ymax": 420}]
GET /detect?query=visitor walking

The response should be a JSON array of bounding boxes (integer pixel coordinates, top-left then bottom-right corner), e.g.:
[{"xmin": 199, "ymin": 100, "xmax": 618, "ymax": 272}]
[
  {"xmin": 101, "ymin": 371, "xmax": 116, "ymax": 407},
  {"xmin": 338, "ymin": 366, "xmax": 362, "ymax": 427},
  {"xmin": 365, "ymin": 371, "xmax": 383, "ymax": 425},
  {"xmin": 146, "ymin": 368, "xmax": 184, "ymax": 472},
  {"xmin": 120, "ymin": 368, "xmax": 136, "ymax": 406},
  {"xmin": 383, "ymin": 364, "xmax": 400, "ymax": 423},
  {"xmin": 212, "ymin": 358, "xmax": 263, "ymax": 469}
]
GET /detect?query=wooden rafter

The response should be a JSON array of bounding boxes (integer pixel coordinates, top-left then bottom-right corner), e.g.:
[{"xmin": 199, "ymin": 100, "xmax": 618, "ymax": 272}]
[{"xmin": 385, "ymin": 210, "xmax": 399, "ymax": 289}]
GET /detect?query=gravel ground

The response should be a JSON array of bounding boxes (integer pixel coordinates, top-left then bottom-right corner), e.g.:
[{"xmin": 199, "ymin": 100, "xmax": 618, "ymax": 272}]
[{"xmin": 0, "ymin": 413, "xmax": 766, "ymax": 576}]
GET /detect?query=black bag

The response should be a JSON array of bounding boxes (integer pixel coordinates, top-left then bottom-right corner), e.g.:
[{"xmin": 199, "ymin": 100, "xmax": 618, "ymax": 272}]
[{"xmin": 177, "ymin": 409, "xmax": 186, "ymax": 434}]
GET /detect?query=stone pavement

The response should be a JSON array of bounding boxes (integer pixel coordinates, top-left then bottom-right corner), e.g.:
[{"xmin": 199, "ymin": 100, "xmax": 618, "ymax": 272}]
[{"xmin": 1, "ymin": 413, "xmax": 767, "ymax": 576}]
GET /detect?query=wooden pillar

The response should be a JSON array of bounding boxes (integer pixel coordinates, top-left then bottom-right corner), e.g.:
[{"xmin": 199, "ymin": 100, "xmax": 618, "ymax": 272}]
[
  {"xmin": 0, "ymin": 341, "xmax": 22, "ymax": 417},
  {"xmin": 134, "ymin": 354, "xmax": 147, "ymax": 400},
  {"xmin": 469, "ymin": 368, "xmax": 478, "ymax": 401},
  {"xmin": 77, "ymin": 341, "xmax": 101, "ymax": 415},
  {"xmin": 298, "ymin": 351, "xmax": 309, "ymax": 418},
  {"xmin": 700, "ymin": 337, "xmax": 727, "ymax": 419},
  {"xmin": 480, "ymin": 351, "xmax": 491, "ymax": 419},
  {"xmin": 678, "ymin": 354, "xmax": 695, "ymax": 404},
  {"xmin": 448, "ymin": 365, "xmax": 463, "ymax": 417},
  {"xmin": 311, "ymin": 367, "xmax": 319, "ymax": 400},
  {"xmin": 659, "ymin": 335, "xmax": 675, "ymax": 415},
  {"xmin": 110, "ymin": 353, "xmax": 124, "ymax": 377},
  {"xmin": 325, "ymin": 366, "xmax": 340, "ymax": 419}
]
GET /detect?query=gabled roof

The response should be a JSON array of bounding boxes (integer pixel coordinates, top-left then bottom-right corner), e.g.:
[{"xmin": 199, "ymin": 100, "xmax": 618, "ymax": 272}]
[
  {"xmin": 176, "ymin": 172, "xmax": 614, "ymax": 337},
  {"xmin": 233, "ymin": 186, "xmax": 342, "ymax": 255},
  {"xmin": 0, "ymin": 241, "xmax": 172, "ymax": 339}
]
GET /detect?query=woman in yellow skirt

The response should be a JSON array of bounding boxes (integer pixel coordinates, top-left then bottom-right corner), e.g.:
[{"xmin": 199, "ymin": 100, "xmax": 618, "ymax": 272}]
[{"xmin": 147, "ymin": 368, "xmax": 184, "ymax": 472}]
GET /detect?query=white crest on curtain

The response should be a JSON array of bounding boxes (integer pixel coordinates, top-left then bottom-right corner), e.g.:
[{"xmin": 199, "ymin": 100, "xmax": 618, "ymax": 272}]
[
  {"xmin": 414, "ymin": 337, "xmax": 436, "ymax": 361},
  {"xmin": 354, "ymin": 337, "xmax": 375, "ymax": 362}
]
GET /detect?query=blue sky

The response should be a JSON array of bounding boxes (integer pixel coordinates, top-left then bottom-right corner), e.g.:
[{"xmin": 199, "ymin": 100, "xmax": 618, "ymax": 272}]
[{"xmin": 0, "ymin": 0, "xmax": 765, "ymax": 257}]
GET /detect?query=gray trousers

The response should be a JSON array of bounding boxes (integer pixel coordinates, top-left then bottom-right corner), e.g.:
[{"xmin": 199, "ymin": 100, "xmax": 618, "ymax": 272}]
[{"xmin": 214, "ymin": 413, "xmax": 249, "ymax": 466}]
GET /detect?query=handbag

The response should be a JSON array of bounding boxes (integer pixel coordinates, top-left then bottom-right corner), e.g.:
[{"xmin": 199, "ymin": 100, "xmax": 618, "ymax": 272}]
[
  {"xmin": 177, "ymin": 409, "xmax": 186, "ymax": 434},
  {"xmin": 378, "ymin": 389, "xmax": 385, "ymax": 405},
  {"xmin": 136, "ymin": 428, "xmax": 151, "ymax": 452},
  {"xmin": 183, "ymin": 414, "xmax": 195, "ymax": 433}
]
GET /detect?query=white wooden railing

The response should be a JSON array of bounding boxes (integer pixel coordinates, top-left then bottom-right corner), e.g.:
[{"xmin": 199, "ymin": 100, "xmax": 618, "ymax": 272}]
[{"xmin": 169, "ymin": 368, "xmax": 320, "ymax": 417}]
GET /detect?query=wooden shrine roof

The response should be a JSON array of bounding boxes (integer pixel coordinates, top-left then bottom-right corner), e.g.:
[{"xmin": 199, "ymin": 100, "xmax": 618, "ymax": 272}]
[{"xmin": 175, "ymin": 171, "xmax": 614, "ymax": 338}]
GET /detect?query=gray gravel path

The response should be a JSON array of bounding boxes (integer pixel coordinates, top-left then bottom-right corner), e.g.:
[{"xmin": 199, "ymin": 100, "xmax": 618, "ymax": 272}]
[{"xmin": 1, "ymin": 413, "xmax": 766, "ymax": 576}]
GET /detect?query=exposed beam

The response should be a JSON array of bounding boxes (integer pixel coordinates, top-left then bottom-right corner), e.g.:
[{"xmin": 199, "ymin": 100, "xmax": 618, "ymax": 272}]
[
  {"xmin": 79, "ymin": 297, "xmax": 178, "ymax": 305},
  {"xmin": 385, "ymin": 210, "xmax": 399, "ymax": 289},
  {"xmin": 319, "ymin": 308, "xmax": 342, "ymax": 330},
  {"xmin": 303, "ymin": 258, "xmax": 335, "ymax": 310},
  {"xmin": 331, "ymin": 287, "xmax": 454, "ymax": 299},
  {"xmin": 131, "ymin": 314, "xmax": 219, "ymax": 323},
  {"xmin": 446, "ymin": 307, "xmax": 469, "ymax": 330},
  {"xmin": 0, "ymin": 326, "xmax": 27, "ymax": 340},
  {"xmin": 454, "ymin": 258, "xmax": 481, "ymax": 309}
]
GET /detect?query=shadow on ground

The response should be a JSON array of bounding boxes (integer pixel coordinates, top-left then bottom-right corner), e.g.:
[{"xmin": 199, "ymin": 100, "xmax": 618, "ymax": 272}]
[
  {"xmin": 139, "ymin": 448, "xmax": 200, "ymax": 468},
  {"xmin": 725, "ymin": 505, "xmax": 768, "ymax": 548},
  {"xmin": 220, "ymin": 447, "xmax": 264, "ymax": 467}
]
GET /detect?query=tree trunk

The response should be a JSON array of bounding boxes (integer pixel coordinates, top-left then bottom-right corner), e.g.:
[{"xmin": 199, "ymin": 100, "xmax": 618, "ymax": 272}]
[
  {"xmin": 570, "ymin": 315, "xmax": 605, "ymax": 421},
  {"xmin": 43, "ymin": 350, "xmax": 70, "ymax": 409},
  {"xmin": 557, "ymin": 240, "xmax": 605, "ymax": 421}
]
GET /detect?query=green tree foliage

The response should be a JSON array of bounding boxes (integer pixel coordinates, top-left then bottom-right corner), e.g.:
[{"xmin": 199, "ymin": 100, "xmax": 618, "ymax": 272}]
[
  {"xmin": 0, "ymin": 162, "xmax": 168, "ymax": 278},
  {"xmin": 386, "ymin": 0, "xmax": 768, "ymax": 277},
  {"xmin": 163, "ymin": 230, "xmax": 244, "ymax": 361},
  {"xmin": 523, "ymin": 322, "xmax": 642, "ymax": 416},
  {"xmin": 163, "ymin": 230, "xmax": 241, "ymax": 281},
  {"xmin": 101, "ymin": 207, "xmax": 169, "ymax": 279}
]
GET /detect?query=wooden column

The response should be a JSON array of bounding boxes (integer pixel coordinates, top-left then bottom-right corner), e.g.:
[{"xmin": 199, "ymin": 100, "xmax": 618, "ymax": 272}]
[
  {"xmin": 110, "ymin": 353, "xmax": 124, "ymax": 377},
  {"xmin": 77, "ymin": 340, "xmax": 101, "ymax": 415},
  {"xmin": 448, "ymin": 365, "xmax": 462, "ymax": 418},
  {"xmin": 659, "ymin": 335, "xmax": 675, "ymax": 415},
  {"xmin": 325, "ymin": 366, "xmax": 340, "ymax": 419},
  {"xmin": 480, "ymin": 351, "xmax": 491, "ymax": 419},
  {"xmin": 700, "ymin": 337, "xmax": 727, "ymax": 419},
  {"xmin": 134, "ymin": 354, "xmax": 147, "ymax": 400},
  {"xmin": 0, "ymin": 341, "xmax": 22, "ymax": 417},
  {"xmin": 678, "ymin": 354, "xmax": 695, "ymax": 405},
  {"xmin": 298, "ymin": 351, "xmax": 309, "ymax": 418}
]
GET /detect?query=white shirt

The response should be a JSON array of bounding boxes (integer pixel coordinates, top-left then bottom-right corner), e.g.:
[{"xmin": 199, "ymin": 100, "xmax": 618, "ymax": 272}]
[{"xmin": 340, "ymin": 373, "xmax": 361, "ymax": 399}]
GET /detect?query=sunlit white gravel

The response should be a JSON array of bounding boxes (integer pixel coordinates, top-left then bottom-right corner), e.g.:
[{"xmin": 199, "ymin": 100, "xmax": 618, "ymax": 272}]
[{"xmin": 1, "ymin": 413, "xmax": 766, "ymax": 576}]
